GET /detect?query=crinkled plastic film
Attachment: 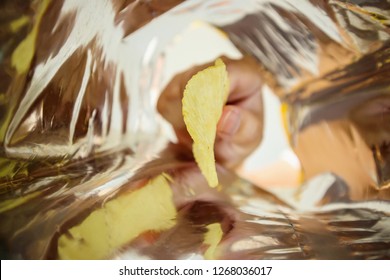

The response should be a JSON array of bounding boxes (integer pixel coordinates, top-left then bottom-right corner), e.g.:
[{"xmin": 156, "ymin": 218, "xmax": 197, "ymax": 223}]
[{"xmin": 0, "ymin": 0, "xmax": 389, "ymax": 259}]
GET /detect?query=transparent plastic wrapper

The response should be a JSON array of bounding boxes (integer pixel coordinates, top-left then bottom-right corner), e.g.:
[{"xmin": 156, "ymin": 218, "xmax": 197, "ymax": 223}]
[{"xmin": 0, "ymin": 0, "xmax": 389, "ymax": 259}]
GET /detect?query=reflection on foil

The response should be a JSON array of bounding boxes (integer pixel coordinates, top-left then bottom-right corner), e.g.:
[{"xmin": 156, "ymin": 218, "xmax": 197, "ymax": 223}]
[{"xmin": 1, "ymin": 0, "xmax": 390, "ymax": 259}]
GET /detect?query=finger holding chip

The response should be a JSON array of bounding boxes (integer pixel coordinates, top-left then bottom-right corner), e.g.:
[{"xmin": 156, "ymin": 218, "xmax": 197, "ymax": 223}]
[
  {"xmin": 214, "ymin": 56, "xmax": 264, "ymax": 169},
  {"xmin": 157, "ymin": 56, "xmax": 264, "ymax": 186}
]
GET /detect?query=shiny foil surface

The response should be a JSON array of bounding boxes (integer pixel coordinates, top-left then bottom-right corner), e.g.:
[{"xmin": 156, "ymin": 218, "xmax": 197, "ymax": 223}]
[{"xmin": 0, "ymin": 0, "xmax": 389, "ymax": 259}]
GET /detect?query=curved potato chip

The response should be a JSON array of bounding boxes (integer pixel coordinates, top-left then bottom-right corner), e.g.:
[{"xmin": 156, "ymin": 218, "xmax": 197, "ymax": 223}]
[{"xmin": 182, "ymin": 58, "xmax": 229, "ymax": 187}]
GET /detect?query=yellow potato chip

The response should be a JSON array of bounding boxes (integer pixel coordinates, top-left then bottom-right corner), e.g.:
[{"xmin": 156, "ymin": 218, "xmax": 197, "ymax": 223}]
[{"xmin": 182, "ymin": 58, "xmax": 229, "ymax": 187}]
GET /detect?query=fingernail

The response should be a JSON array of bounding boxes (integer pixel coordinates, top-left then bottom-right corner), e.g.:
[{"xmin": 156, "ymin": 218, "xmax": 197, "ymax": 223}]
[{"xmin": 218, "ymin": 108, "xmax": 241, "ymax": 137}]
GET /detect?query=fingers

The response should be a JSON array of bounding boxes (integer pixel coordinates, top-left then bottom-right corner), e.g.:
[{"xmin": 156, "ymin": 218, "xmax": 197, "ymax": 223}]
[
  {"xmin": 224, "ymin": 55, "xmax": 263, "ymax": 104},
  {"xmin": 215, "ymin": 103, "xmax": 263, "ymax": 169},
  {"xmin": 217, "ymin": 106, "xmax": 242, "ymax": 138},
  {"xmin": 215, "ymin": 56, "xmax": 264, "ymax": 168},
  {"xmin": 157, "ymin": 55, "xmax": 264, "ymax": 169}
]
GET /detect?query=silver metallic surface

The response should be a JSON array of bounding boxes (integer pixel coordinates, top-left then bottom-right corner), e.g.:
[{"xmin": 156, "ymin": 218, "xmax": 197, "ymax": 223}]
[{"xmin": 0, "ymin": 0, "xmax": 389, "ymax": 259}]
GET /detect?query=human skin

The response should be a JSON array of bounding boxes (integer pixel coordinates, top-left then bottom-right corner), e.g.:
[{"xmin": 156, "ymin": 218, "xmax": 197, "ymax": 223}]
[{"xmin": 157, "ymin": 55, "xmax": 264, "ymax": 170}]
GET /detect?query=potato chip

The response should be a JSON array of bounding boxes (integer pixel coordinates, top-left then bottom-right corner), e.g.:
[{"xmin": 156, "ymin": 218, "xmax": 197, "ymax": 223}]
[
  {"xmin": 182, "ymin": 58, "xmax": 229, "ymax": 187},
  {"xmin": 57, "ymin": 174, "xmax": 176, "ymax": 259}
]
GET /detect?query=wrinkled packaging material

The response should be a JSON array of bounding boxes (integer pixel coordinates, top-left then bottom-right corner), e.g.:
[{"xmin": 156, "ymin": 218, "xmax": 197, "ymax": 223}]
[{"xmin": 0, "ymin": 0, "xmax": 389, "ymax": 259}]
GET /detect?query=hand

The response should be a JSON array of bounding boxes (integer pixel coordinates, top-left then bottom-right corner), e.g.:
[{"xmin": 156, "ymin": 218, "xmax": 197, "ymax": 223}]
[{"xmin": 157, "ymin": 56, "xmax": 264, "ymax": 169}]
